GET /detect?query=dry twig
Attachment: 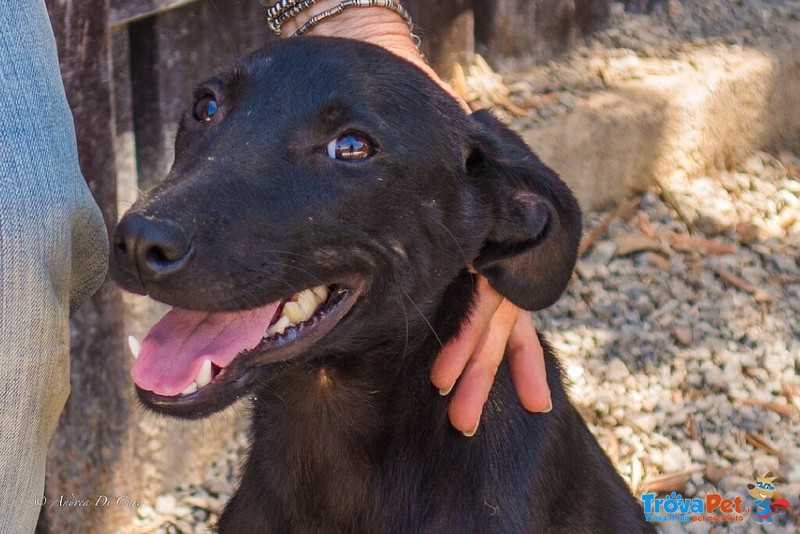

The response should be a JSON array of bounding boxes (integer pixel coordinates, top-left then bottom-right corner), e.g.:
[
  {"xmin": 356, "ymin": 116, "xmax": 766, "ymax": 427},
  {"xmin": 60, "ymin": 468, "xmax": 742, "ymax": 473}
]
[
  {"xmin": 579, "ymin": 196, "xmax": 642, "ymax": 257},
  {"xmin": 669, "ymin": 235, "xmax": 737, "ymax": 255},
  {"xmin": 639, "ymin": 466, "xmax": 705, "ymax": 494},
  {"xmin": 714, "ymin": 268, "xmax": 774, "ymax": 302},
  {"xmin": 740, "ymin": 398, "xmax": 795, "ymax": 418},
  {"xmin": 655, "ymin": 178, "xmax": 697, "ymax": 234},
  {"xmin": 745, "ymin": 432, "xmax": 783, "ymax": 457}
]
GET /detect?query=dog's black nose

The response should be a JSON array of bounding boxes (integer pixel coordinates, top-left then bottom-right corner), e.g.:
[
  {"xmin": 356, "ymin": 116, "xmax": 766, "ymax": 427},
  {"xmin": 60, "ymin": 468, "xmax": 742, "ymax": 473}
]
[{"xmin": 113, "ymin": 213, "xmax": 194, "ymax": 285}]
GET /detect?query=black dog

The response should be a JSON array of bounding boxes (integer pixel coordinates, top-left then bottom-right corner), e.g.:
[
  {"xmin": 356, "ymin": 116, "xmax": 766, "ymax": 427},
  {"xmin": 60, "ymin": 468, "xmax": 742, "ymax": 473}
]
[{"xmin": 111, "ymin": 37, "xmax": 651, "ymax": 532}]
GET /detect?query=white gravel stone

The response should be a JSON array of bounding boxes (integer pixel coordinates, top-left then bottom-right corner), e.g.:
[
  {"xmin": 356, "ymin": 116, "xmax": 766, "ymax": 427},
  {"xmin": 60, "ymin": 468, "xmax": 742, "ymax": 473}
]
[
  {"xmin": 606, "ymin": 358, "xmax": 631, "ymax": 381},
  {"xmin": 155, "ymin": 494, "xmax": 176, "ymax": 516}
]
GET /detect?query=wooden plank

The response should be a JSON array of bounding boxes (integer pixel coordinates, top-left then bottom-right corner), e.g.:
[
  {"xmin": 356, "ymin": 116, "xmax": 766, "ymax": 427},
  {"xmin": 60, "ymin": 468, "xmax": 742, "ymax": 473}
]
[
  {"xmin": 110, "ymin": 0, "xmax": 198, "ymax": 26},
  {"xmin": 129, "ymin": 0, "xmax": 275, "ymax": 191},
  {"xmin": 622, "ymin": 0, "xmax": 665, "ymax": 14},
  {"xmin": 574, "ymin": 0, "xmax": 612, "ymax": 34},
  {"xmin": 474, "ymin": 0, "xmax": 611, "ymax": 66},
  {"xmin": 113, "ymin": 26, "xmax": 139, "ymax": 217},
  {"xmin": 43, "ymin": 0, "xmax": 133, "ymax": 532},
  {"xmin": 404, "ymin": 0, "xmax": 474, "ymax": 79}
]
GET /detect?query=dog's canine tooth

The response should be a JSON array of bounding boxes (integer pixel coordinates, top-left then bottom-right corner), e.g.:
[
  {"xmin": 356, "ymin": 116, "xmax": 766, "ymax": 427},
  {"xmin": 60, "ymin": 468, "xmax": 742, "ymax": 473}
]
[
  {"xmin": 282, "ymin": 301, "xmax": 307, "ymax": 323},
  {"xmin": 311, "ymin": 285, "xmax": 329, "ymax": 302},
  {"xmin": 127, "ymin": 335, "xmax": 142, "ymax": 360},
  {"xmin": 266, "ymin": 315, "xmax": 291, "ymax": 336},
  {"xmin": 196, "ymin": 359, "xmax": 213, "ymax": 388},
  {"xmin": 181, "ymin": 382, "xmax": 198, "ymax": 395}
]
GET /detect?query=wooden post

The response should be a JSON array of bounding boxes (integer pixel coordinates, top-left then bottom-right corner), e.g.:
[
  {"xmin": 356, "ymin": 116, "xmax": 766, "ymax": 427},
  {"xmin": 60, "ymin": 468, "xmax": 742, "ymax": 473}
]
[
  {"xmin": 404, "ymin": 0, "xmax": 474, "ymax": 80},
  {"xmin": 42, "ymin": 0, "xmax": 133, "ymax": 531},
  {"xmin": 127, "ymin": 0, "xmax": 275, "ymax": 190},
  {"xmin": 474, "ymin": 0, "xmax": 611, "ymax": 66}
]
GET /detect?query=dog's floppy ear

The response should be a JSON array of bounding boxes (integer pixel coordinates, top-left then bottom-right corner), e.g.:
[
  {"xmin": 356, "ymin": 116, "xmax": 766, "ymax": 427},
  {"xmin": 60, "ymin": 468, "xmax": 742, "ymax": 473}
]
[{"xmin": 467, "ymin": 110, "xmax": 582, "ymax": 311}]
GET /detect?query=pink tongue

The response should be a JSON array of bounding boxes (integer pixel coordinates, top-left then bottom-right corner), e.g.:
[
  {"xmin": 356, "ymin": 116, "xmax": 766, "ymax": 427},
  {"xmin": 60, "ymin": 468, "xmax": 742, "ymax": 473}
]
[{"xmin": 132, "ymin": 303, "xmax": 280, "ymax": 395}]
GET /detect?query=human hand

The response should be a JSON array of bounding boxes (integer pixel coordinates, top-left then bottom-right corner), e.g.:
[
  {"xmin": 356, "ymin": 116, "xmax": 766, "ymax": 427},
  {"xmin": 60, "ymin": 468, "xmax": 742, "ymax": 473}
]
[
  {"xmin": 430, "ymin": 276, "xmax": 551, "ymax": 436},
  {"xmin": 278, "ymin": 0, "xmax": 551, "ymax": 435}
]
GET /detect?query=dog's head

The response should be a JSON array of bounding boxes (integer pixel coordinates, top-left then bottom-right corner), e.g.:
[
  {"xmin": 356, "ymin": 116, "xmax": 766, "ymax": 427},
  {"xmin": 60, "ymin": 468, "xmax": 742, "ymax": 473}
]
[{"xmin": 111, "ymin": 37, "xmax": 581, "ymax": 417}]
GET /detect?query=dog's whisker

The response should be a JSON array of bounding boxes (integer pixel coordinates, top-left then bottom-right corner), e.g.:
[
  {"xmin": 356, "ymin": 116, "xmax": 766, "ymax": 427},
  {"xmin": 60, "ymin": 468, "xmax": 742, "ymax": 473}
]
[
  {"xmin": 228, "ymin": 256, "xmax": 326, "ymax": 289},
  {"xmin": 434, "ymin": 219, "xmax": 470, "ymax": 268},
  {"xmin": 401, "ymin": 289, "xmax": 443, "ymax": 349},
  {"xmin": 237, "ymin": 271, "xmax": 301, "ymax": 297},
  {"xmin": 251, "ymin": 376, "xmax": 285, "ymax": 405},
  {"xmin": 393, "ymin": 289, "xmax": 410, "ymax": 370},
  {"xmin": 224, "ymin": 258, "xmax": 299, "ymax": 293},
  {"xmin": 230, "ymin": 271, "xmax": 300, "ymax": 304},
  {"xmin": 256, "ymin": 249, "xmax": 320, "ymax": 260},
  {"xmin": 263, "ymin": 263, "xmax": 326, "ymax": 287},
  {"xmin": 249, "ymin": 262, "xmax": 328, "ymax": 285},
  {"xmin": 207, "ymin": 0, "xmax": 239, "ymax": 61}
]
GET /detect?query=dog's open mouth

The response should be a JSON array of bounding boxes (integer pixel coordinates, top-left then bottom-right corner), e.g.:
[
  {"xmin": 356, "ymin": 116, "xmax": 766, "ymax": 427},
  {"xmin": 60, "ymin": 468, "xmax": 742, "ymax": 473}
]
[{"xmin": 130, "ymin": 280, "xmax": 363, "ymax": 416}]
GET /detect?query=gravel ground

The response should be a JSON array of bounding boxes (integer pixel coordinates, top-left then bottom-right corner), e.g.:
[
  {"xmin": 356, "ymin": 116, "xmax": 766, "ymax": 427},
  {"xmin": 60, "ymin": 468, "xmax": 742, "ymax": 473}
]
[
  {"xmin": 463, "ymin": 0, "xmax": 800, "ymax": 127},
  {"xmin": 133, "ymin": 2, "xmax": 800, "ymax": 532},
  {"xmin": 541, "ymin": 150, "xmax": 800, "ymax": 533}
]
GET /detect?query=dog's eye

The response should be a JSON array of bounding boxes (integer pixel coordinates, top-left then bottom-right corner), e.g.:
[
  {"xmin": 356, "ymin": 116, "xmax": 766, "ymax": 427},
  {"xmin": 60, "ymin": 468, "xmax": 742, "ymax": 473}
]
[
  {"xmin": 326, "ymin": 134, "xmax": 374, "ymax": 161},
  {"xmin": 193, "ymin": 96, "xmax": 218, "ymax": 122}
]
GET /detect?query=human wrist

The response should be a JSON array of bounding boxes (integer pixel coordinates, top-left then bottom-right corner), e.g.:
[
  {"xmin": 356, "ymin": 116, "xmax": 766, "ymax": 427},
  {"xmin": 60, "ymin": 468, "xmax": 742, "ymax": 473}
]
[
  {"xmin": 268, "ymin": 0, "xmax": 468, "ymax": 108},
  {"xmin": 278, "ymin": 0, "xmax": 416, "ymax": 54}
]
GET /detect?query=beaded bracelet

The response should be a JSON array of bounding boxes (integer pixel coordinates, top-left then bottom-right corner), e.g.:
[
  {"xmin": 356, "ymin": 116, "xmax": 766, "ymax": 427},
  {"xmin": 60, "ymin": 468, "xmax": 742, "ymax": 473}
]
[{"xmin": 263, "ymin": 0, "xmax": 415, "ymax": 38}]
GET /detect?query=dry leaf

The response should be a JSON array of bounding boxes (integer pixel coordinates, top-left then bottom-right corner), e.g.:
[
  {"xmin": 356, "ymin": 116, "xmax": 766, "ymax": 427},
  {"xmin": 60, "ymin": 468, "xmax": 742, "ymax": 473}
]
[{"xmin": 705, "ymin": 461, "xmax": 730, "ymax": 484}]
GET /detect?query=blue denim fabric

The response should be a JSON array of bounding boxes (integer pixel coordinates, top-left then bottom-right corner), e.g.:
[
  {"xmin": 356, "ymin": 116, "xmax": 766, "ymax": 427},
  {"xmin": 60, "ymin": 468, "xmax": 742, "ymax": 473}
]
[{"xmin": 0, "ymin": 0, "xmax": 108, "ymax": 530}]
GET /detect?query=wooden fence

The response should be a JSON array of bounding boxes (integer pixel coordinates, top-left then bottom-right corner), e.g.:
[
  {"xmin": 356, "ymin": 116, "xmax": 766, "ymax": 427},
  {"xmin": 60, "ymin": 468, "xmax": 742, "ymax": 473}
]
[{"xmin": 39, "ymin": 0, "xmax": 610, "ymax": 530}]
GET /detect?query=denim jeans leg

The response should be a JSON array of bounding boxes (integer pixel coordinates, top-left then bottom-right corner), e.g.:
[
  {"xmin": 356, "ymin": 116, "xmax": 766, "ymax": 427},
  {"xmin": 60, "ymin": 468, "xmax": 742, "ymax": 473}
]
[{"xmin": 0, "ymin": 0, "xmax": 108, "ymax": 530}]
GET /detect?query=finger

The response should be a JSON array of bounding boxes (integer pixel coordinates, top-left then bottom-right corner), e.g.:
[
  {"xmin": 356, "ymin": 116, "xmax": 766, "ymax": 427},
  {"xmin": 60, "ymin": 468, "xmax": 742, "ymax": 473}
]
[
  {"xmin": 447, "ymin": 299, "xmax": 518, "ymax": 435},
  {"xmin": 507, "ymin": 312, "xmax": 551, "ymax": 413},
  {"xmin": 429, "ymin": 276, "xmax": 502, "ymax": 393}
]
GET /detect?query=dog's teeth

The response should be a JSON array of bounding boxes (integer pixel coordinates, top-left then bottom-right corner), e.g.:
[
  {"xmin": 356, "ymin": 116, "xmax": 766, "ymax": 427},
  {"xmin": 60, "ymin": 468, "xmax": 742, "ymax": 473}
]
[
  {"xmin": 181, "ymin": 382, "xmax": 198, "ymax": 395},
  {"xmin": 266, "ymin": 315, "xmax": 291, "ymax": 336},
  {"xmin": 296, "ymin": 290, "xmax": 318, "ymax": 316},
  {"xmin": 281, "ymin": 287, "xmax": 326, "ymax": 325},
  {"xmin": 282, "ymin": 301, "xmax": 307, "ymax": 323},
  {"xmin": 127, "ymin": 335, "xmax": 141, "ymax": 360},
  {"xmin": 301, "ymin": 287, "xmax": 320, "ymax": 306},
  {"xmin": 311, "ymin": 285, "xmax": 329, "ymax": 303},
  {"xmin": 196, "ymin": 359, "xmax": 213, "ymax": 388}
]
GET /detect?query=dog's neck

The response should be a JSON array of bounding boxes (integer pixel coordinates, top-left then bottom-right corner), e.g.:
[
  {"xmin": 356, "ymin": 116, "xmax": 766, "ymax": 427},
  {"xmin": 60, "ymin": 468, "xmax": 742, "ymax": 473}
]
[{"xmin": 244, "ymin": 273, "xmax": 475, "ymax": 523}]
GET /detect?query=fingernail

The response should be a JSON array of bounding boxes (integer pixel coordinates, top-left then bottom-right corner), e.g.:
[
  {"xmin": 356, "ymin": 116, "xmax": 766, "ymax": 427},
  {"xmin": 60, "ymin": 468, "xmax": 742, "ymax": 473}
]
[
  {"xmin": 439, "ymin": 384, "xmax": 454, "ymax": 396},
  {"xmin": 541, "ymin": 398, "xmax": 553, "ymax": 413},
  {"xmin": 463, "ymin": 421, "xmax": 479, "ymax": 438}
]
